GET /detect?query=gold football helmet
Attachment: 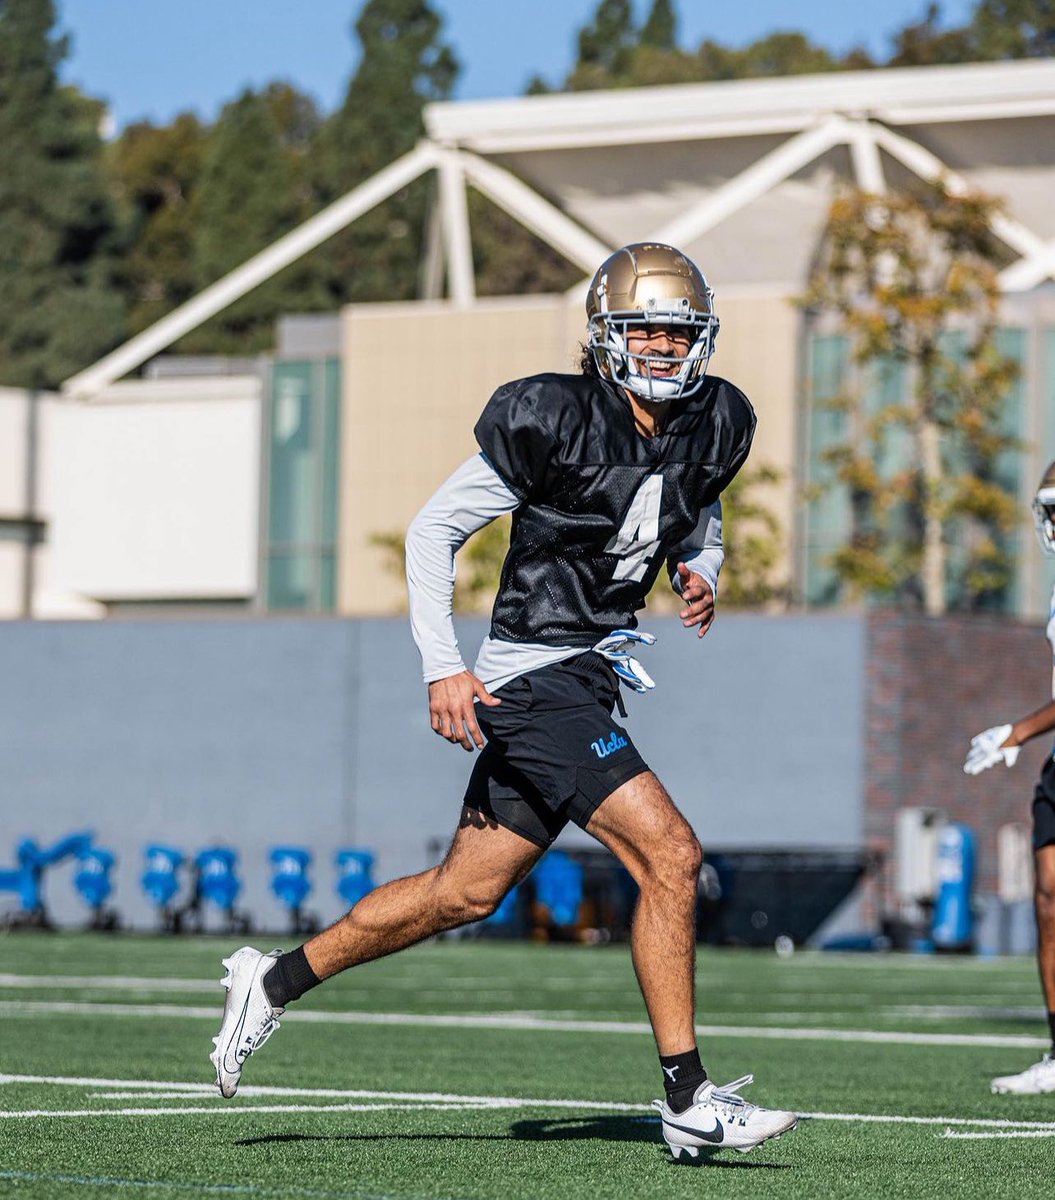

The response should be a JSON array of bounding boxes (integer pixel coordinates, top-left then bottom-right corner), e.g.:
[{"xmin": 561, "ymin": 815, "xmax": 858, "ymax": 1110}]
[
  {"xmin": 1033, "ymin": 459, "xmax": 1055, "ymax": 556},
  {"xmin": 586, "ymin": 242, "xmax": 719, "ymax": 402}
]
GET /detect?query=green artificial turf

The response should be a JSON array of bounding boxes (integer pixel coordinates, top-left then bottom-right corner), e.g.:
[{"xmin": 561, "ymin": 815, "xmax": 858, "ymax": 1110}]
[{"xmin": 1, "ymin": 933, "xmax": 1053, "ymax": 1199}]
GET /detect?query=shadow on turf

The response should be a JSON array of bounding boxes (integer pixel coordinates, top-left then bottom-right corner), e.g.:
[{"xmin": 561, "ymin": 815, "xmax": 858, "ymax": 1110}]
[{"xmin": 234, "ymin": 1116, "xmax": 789, "ymax": 1168}]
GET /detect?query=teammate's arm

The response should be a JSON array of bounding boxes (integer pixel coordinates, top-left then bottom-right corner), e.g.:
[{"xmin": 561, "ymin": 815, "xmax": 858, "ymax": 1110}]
[
  {"xmin": 669, "ymin": 502, "xmax": 723, "ymax": 639},
  {"xmin": 405, "ymin": 455, "xmax": 520, "ymax": 751},
  {"xmin": 964, "ymin": 700, "xmax": 1055, "ymax": 775}
]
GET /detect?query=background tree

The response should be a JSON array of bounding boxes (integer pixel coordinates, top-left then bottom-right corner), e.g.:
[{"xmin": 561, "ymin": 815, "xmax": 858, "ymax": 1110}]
[
  {"xmin": 110, "ymin": 113, "xmax": 208, "ymax": 335},
  {"xmin": 714, "ymin": 466, "xmax": 788, "ymax": 607},
  {"xmin": 0, "ymin": 0, "xmax": 125, "ymax": 387},
  {"xmin": 181, "ymin": 88, "xmax": 327, "ymax": 354},
  {"xmin": 803, "ymin": 182, "xmax": 1021, "ymax": 615},
  {"xmin": 309, "ymin": 0, "xmax": 458, "ymax": 306},
  {"xmin": 969, "ymin": 0, "xmax": 1055, "ymax": 58},
  {"xmin": 542, "ymin": 0, "xmax": 870, "ymax": 92}
]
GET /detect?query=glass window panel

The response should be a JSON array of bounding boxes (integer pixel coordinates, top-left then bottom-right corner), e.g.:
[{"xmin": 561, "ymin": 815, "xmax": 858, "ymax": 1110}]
[
  {"xmin": 804, "ymin": 335, "xmax": 851, "ymax": 605},
  {"xmin": 269, "ymin": 363, "xmax": 316, "ymax": 545},
  {"xmin": 321, "ymin": 359, "xmax": 341, "ymax": 546},
  {"xmin": 267, "ymin": 552, "xmax": 315, "ymax": 611},
  {"xmin": 264, "ymin": 359, "xmax": 341, "ymax": 613}
]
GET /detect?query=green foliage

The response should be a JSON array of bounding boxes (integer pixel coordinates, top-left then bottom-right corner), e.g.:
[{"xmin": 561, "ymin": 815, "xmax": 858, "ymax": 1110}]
[
  {"xmin": 470, "ymin": 191, "xmax": 582, "ymax": 298},
  {"xmin": 110, "ymin": 114, "xmax": 208, "ymax": 334},
  {"xmin": 717, "ymin": 464, "xmax": 789, "ymax": 607},
  {"xmin": 0, "ymin": 0, "xmax": 125, "ymax": 386},
  {"xmin": 550, "ymin": 0, "xmax": 869, "ymax": 92},
  {"xmin": 308, "ymin": 0, "xmax": 458, "ymax": 307},
  {"xmin": 803, "ymin": 182, "xmax": 1022, "ymax": 614},
  {"xmin": 891, "ymin": 0, "xmax": 1055, "ymax": 65},
  {"xmin": 180, "ymin": 87, "xmax": 329, "ymax": 354}
]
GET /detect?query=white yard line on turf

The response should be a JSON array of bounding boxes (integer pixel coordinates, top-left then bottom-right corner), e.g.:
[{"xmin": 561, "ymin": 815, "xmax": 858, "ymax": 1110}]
[
  {"xmin": 3, "ymin": 1074, "xmax": 1055, "ymax": 1133},
  {"xmin": 0, "ymin": 999, "xmax": 1046, "ymax": 1049},
  {"xmin": 942, "ymin": 1129, "xmax": 1055, "ymax": 1139}
]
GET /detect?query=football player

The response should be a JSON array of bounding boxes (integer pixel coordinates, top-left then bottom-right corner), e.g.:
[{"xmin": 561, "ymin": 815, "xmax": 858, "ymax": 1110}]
[
  {"xmin": 211, "ymin": 242, "xmax": 797, "ymax": 1156},
  {"xmin": 965, "ymin": 459, "xmax": 1055, "ymax": 1095}
]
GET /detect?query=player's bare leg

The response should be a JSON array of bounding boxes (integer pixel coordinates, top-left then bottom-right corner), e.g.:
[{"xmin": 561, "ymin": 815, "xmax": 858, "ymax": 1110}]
[
  {"xmin": 1035, "ymin": 845, "xmax": 1055, "ymax": 1017},
  {"xmin": 992, "ymin": 844, "xmax": 1055, "ymax": 1094},
  {"xmin": 587, "ymin": 771, "xmax": 796, "ymax": 1156},
  {"xmin": 585, "ymin": 771, "xmax": 700, "ymax": 1054},
  {"xmin": 304, "ymin": 807, "xmax": 543, "ymax": 977},
  {"xmin": 211, "ymin": 807, "xmax": 542, "ymax": 1096}
]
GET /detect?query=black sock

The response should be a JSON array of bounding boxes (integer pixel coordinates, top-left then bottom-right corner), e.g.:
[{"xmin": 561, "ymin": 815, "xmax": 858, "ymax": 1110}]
[
  {"xmin": 1047, "ymin": 1011, "xmax": 1055, "ymax": 1054},
  {"xmin": 263, "ymin": 946, "xmax": 321, "ymax": 1008},
  {"xmin": 659, "ymin": 1048, "xmax": 708, "ymax": 1114}
]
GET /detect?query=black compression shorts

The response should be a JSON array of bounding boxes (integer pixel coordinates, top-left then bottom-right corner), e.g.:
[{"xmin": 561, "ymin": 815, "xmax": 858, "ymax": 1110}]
[
  {"xmin": 1033, "ymin": 755, "xmax": 1055, "ymax": 852},
  {"xmin": 463, "ymin": 653, "xmax": 649, "ymax": 848}
]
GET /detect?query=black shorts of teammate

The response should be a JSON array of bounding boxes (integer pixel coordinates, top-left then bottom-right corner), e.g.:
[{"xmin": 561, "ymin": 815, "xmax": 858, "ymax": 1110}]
[
  {"xmin": 463, "ymin": 653, "xmax": 650, "ymax": 848},
  {"xmin": 1033, "ymin": 755, "xmax": 1055, "ymax": 852}
]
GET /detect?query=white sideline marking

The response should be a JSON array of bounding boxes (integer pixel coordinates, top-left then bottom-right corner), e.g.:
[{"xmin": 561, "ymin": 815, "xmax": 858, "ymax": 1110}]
[
  {"xmin": 4, "ymin": 1074, "xmax": 1055, "ymax": 1135},
  {"xmin": 0, "ymin": 1103, "xmax": 500, "ymax": 1120},
  {"xmin": 942, "ymin": 1129, "xmax": 1055, "ymax": 1139},
  {"xmin": 0, "ymin": 999, "xmax": 1046, "ymax": 1049}
]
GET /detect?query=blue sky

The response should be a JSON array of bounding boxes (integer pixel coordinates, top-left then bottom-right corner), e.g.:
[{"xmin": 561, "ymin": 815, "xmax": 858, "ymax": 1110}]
[{"xmin": 57, "ymin": 0, "xmax": 977, "ymax": 131}]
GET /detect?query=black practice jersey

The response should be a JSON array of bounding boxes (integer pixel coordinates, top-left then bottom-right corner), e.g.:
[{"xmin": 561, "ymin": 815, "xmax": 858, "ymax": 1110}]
[{"xmin": 474, "ymin": 371, "xmax": 756, "ymax": 646}]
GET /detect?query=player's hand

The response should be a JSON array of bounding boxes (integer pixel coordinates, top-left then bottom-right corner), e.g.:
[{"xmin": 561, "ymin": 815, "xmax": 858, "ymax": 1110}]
[
  {"xmin": 428, "ymin": 670, "xmax": 500, "ymax": 752},
  {"xmin": 963, "ymin": 724, "xmax": 1020, "ymax": 775},
  {"xmin": 675, "ymin": 563, "xmax": 715, "ymax": 638}
]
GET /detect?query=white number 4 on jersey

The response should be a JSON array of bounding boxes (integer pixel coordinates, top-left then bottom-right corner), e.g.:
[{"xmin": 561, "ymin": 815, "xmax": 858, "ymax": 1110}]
[{"xmin": 606, "ymin": 474, "xmax": 663, "ymax": 582}]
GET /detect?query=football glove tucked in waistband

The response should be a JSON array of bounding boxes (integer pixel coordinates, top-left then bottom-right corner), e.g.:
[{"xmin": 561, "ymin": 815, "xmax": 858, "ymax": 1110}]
[{"xmin": 592, "ymin": 629, "xmax": 657, "ymax": 694}]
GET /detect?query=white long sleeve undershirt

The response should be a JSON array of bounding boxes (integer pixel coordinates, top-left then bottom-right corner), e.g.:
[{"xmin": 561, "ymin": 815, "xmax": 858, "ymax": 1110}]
[
  {"xmin": 405, "ymin": 454, "xmax": 725, "ymax": 690},
  {"xmin": 405, "ymin": 454, "xmax": 521, "ymax": 683}
]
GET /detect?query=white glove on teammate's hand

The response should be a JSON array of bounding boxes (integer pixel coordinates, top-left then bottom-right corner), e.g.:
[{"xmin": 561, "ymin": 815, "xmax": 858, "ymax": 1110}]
[
  {"xmin": 593, "ymin": 629, "xmax": 657, "ymax": 694},
  {"xmin": 963, "ymin": 724, "xmax": 1020, "ymax": 775}
]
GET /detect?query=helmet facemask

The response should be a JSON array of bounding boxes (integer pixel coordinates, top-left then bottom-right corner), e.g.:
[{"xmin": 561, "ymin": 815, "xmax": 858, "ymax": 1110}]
[
  {"xmin": 1033, "ymin": 486, "xmax": 1055, "ymax": 557},
  {"xmin": 586, "ymin": 242, "xmax": 720, "ymax": 404},
  {"xmin": 588, "ymin": 304, "xmax": 718, "ymax": 403}
]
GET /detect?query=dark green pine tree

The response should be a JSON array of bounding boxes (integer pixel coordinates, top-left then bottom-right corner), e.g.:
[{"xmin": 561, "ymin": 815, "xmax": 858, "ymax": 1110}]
[
  {"xmin": 309, "ymin": 0, "xmax": 458, "ymax": 305},
  {"xmin": 568, "ymin": 0, "xmax": 637, "ymax": 89},
  {"xmin": 184, "ymin": 88, "xmax": 327, "ymax": 354},
  {"xmin": 969, "ymin": 0, "xmax": 1055, "ymax": 58},
  {"xmin": 639, "ymin": 0, "xmax": 677, "ymax": 51},
  {"xmin": 110, "ymin": 113, "xmax": 209, "ymax": 335},
  {"xmin": 0, "ymin": 0, "xmax": 125, "ymax": 387}
]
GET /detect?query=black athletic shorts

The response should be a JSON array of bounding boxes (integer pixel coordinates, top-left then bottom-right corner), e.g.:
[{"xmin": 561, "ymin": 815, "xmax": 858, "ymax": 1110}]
[
  {"xmin": 463, "ymin": 652, "xmax": 650, "ymax": 848},
  {"xmin": 1033, "ymin": 755, "xmax": 1055, "ymax": 851}
]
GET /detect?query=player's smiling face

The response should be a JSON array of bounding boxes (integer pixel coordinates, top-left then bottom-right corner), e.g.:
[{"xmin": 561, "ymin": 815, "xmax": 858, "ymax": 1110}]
[{"xmin": 625, "ymin": 324, "xmax": 692, "ymax": 380}]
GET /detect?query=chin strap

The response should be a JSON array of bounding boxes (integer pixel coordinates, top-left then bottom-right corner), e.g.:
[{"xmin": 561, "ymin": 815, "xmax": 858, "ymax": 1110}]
[{"xmin": 592, "ymin": 629, "xmax": 657, "ymax": 694}]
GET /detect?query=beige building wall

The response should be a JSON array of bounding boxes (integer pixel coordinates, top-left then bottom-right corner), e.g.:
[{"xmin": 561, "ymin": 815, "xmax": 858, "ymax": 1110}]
[{"xmin": 337, "ymin": 290, "xmax": 801, "ymax": 615}]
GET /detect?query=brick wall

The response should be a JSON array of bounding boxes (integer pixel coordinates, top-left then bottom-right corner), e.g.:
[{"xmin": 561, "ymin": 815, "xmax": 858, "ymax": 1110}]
[{"xmin": 864, "ymin": 609, "xmax": 1051, "ymax": 905}]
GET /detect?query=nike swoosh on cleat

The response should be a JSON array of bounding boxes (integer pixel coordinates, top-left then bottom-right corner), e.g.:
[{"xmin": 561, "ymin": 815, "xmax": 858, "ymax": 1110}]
[
  {"xmin": 663, "ymin": 1116, "xmax": 724, "ymax": 1144},
  {"xmin": 222, "ymin": 981, "xmax": 254, "ymax": 1074}
]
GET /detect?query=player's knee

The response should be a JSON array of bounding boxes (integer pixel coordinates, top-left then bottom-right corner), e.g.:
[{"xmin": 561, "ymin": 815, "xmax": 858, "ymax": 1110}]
[
  {"xmin": 434, "ymin": 872, "xmax": 504, "ymax": 925},
  {"xmin": 646, "ymin": 828, "xmax": 702, "ymax": 892}
]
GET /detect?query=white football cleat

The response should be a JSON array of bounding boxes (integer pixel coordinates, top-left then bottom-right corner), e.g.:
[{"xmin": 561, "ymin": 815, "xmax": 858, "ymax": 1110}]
[
  {"xmin": 991, "ymin": 1054, "xmax": 1055, "ymax": 1095},
  {"xmin": 653, "ymin": 1074, "xmax": 797, "ymax": 1158},
  {"xmin": 210, "ymin": 946, "xmax": 283, "ymax": 1098}
]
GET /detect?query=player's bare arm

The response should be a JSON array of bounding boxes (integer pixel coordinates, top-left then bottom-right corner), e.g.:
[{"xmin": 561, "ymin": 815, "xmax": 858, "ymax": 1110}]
[
  {"xmin": 428, "ymin": 669, "xmax": 500, "ymax": 752},
  {"xmin": 1003, "ymin": 699, "xmax": 1055, "ymax": 749},
  {"xmin": 674, "ymin": 562, "xmax": 715, "ymax": 638}
]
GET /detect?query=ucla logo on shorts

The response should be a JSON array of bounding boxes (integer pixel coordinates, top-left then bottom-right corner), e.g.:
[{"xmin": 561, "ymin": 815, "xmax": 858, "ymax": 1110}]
[{"xmin": 592, "ymin": 730, "xmax": 628, "ymax": 759}]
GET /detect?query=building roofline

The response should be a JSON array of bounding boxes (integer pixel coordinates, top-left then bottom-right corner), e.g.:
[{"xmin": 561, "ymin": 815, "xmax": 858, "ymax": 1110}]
[{"xmin": 425, "ymin": 59, "xmax": 1055, "ymax": 152}]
